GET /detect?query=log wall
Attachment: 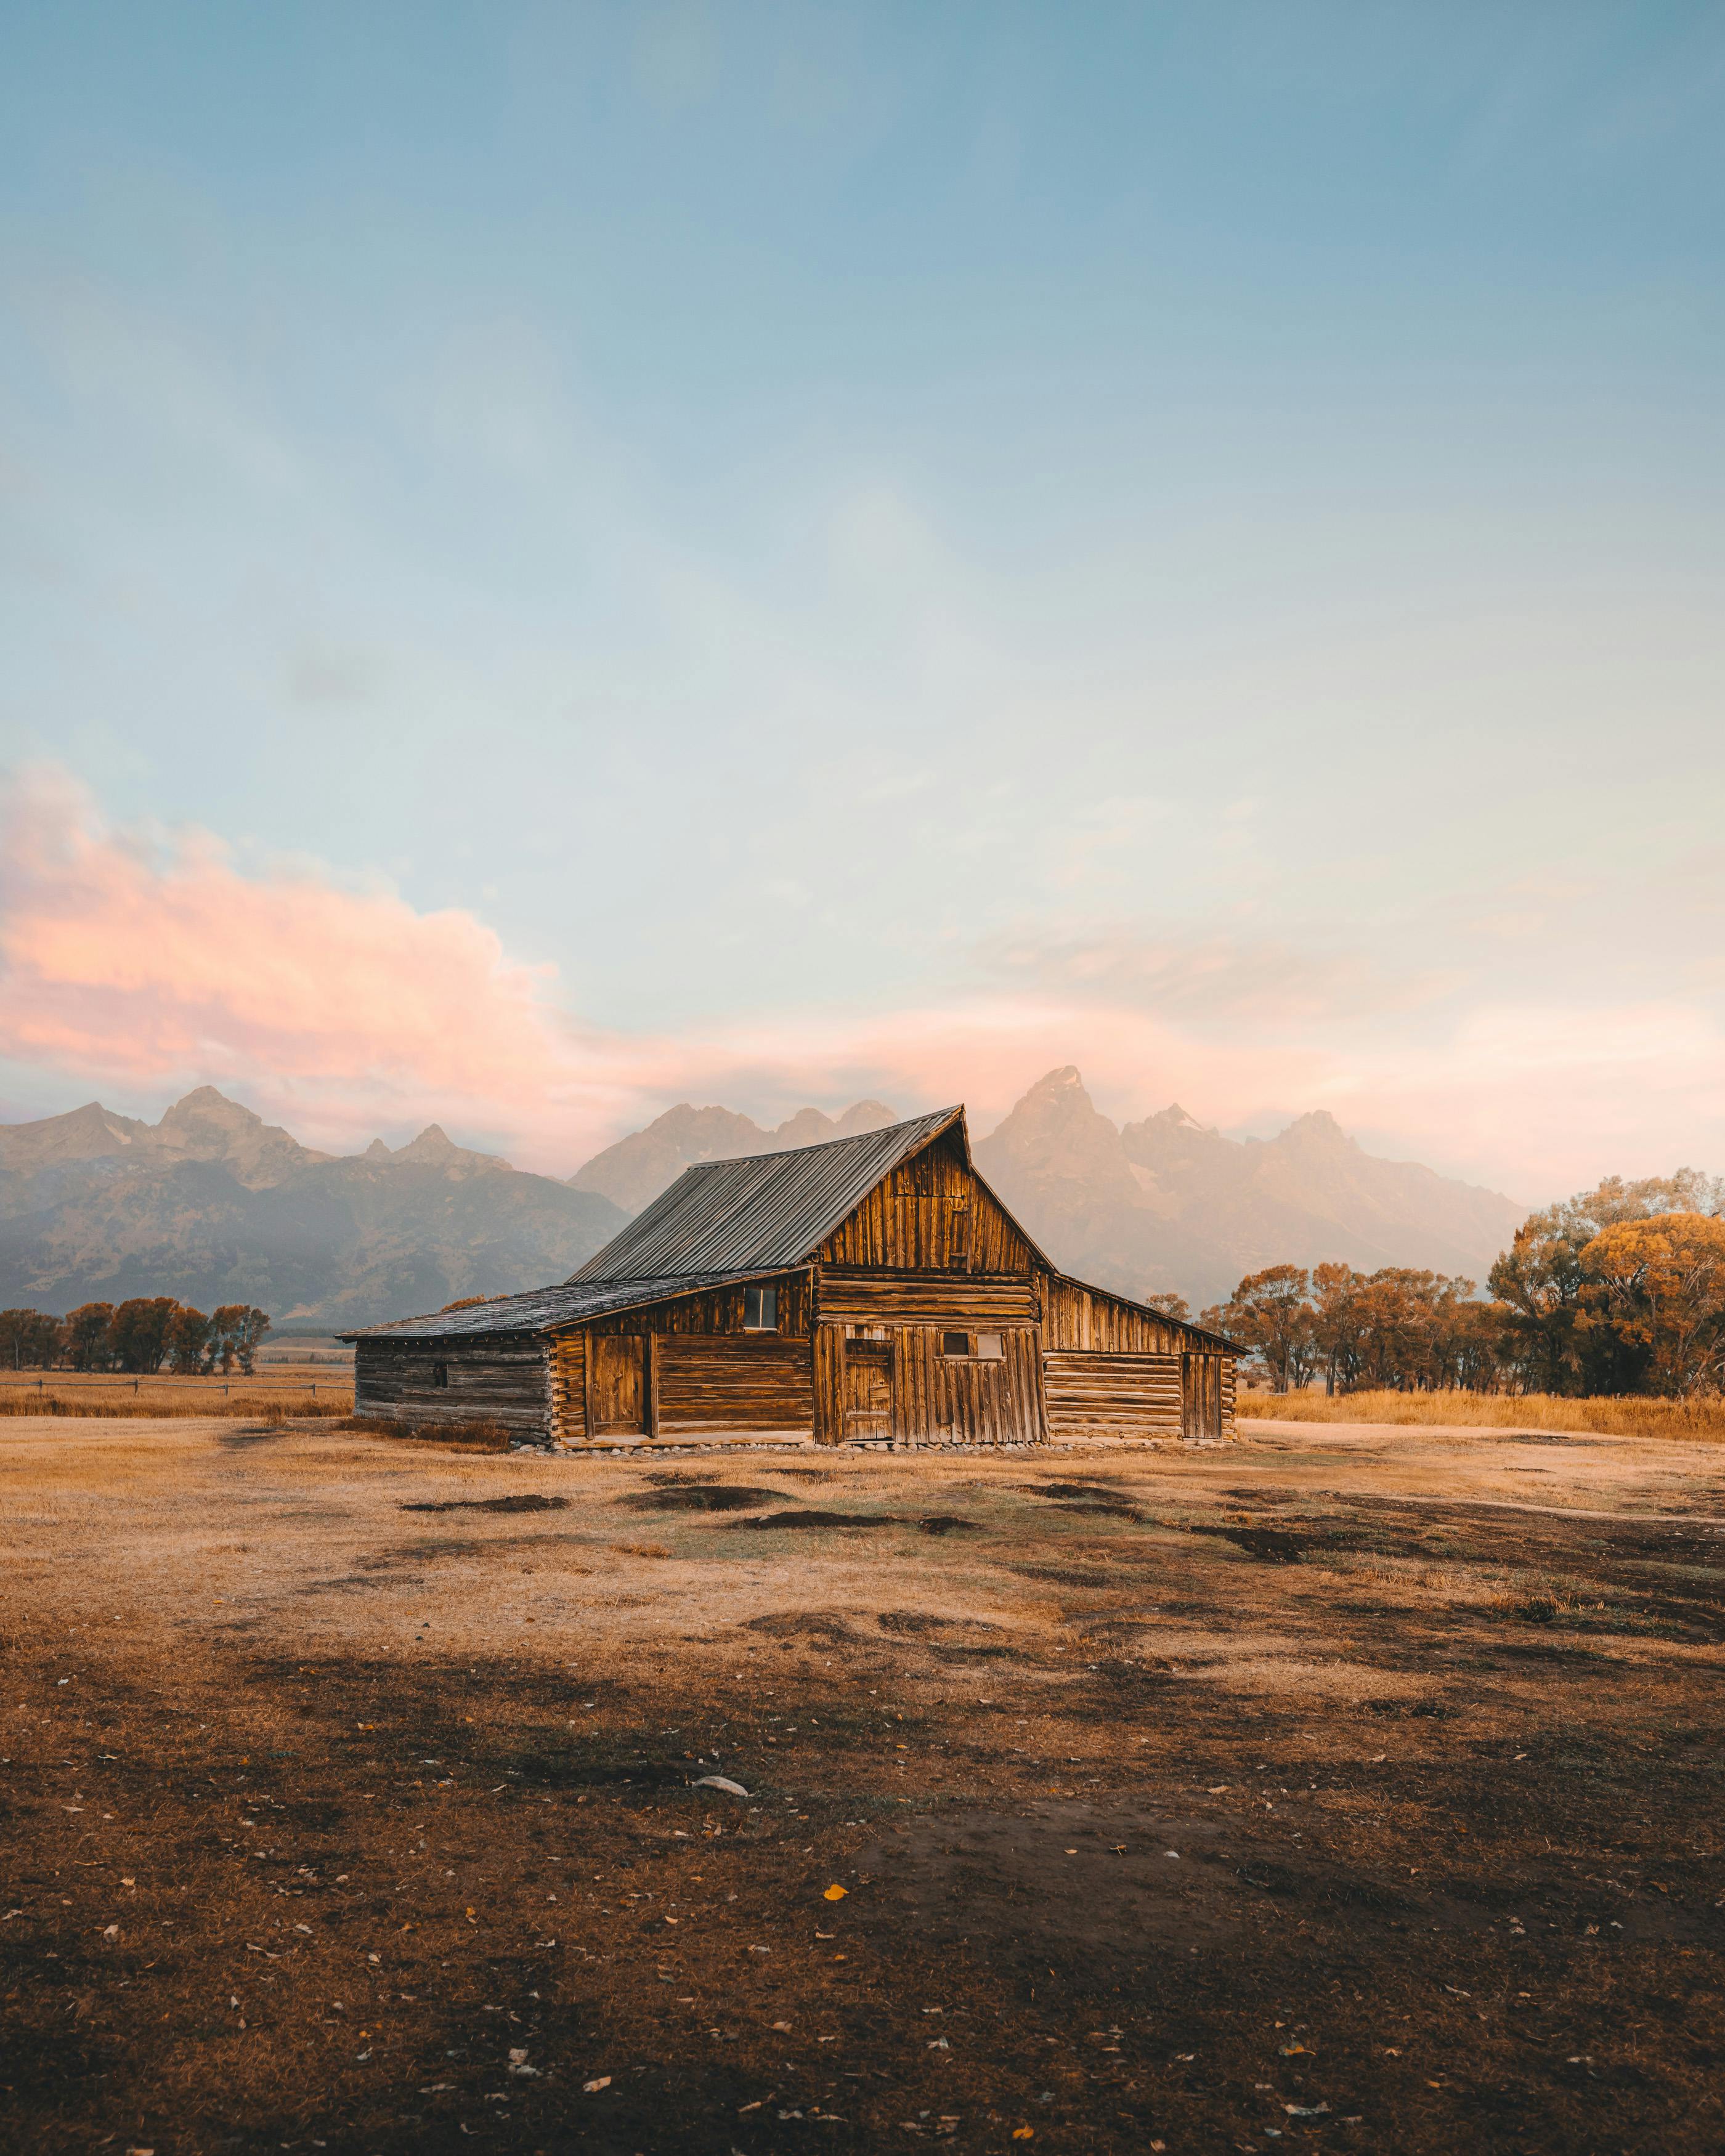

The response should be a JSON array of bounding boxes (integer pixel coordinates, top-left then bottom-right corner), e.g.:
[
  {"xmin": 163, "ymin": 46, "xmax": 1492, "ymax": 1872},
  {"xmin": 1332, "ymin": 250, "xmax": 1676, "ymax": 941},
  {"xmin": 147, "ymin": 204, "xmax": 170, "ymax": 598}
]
[
  {"xmin": 354, "ymin": 1335, "xmax": 551, "ymax": 1441},
  {"xmin": 656, "ymin": 1335, "xmax": 812, "ymax": 1435},
  {"xmin": 817, "ymin": 1266, "xmax": 1036, "ymax": 1325},
  {"xmin": 1044, "ymin": 1350, "xmax": 1183, "ymax": 1441}
]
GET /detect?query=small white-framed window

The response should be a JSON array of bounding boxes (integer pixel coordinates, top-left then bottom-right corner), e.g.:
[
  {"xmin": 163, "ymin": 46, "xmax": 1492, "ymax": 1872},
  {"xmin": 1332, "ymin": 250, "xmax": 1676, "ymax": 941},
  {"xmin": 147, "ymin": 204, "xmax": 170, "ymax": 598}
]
[
  {"xmin": 975, "ymin": 1332, "xmax": 1004, "ymax": 1360},
  {"xmin": 941, "ymin": 1330, "xmax": 970, "ymax": 1358},
  {"xmin": 431, "ymin": 1362, "xmax": 449, "ymax": 1388},
  {"xmin": 744, "ymin": 1286, "xmax": 779, "ymax": 1332}
]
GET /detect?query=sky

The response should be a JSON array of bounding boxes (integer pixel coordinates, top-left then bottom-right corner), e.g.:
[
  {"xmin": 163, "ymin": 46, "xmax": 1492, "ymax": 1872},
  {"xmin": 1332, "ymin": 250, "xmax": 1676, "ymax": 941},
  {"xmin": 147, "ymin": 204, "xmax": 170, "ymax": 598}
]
[{"xmin": 2, "ymin": 0, "xmax": 1723, "ymax": 1198}]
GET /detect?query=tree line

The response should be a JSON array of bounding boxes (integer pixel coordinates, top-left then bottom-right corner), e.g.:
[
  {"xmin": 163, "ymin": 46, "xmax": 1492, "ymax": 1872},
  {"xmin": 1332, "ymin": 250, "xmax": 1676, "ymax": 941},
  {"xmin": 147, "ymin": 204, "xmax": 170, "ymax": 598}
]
[
  {"xmin": 0, "ymin": 1300, "xmax": 272, "ymax": 1376},
  {"xmin": 1198, "ymin": 1171, "xmax": 1725, "ymax": 1399}
]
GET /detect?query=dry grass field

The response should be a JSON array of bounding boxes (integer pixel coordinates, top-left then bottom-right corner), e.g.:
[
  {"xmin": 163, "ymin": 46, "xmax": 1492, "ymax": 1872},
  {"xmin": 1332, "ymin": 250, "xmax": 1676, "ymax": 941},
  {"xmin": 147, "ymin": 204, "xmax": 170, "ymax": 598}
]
[
  {"xmin": 0, "ymin": 1367, "xmax": 352, "ymax": 1420},
  {"xmin": 4, "ymin": 1414, "xmax": 1724, "ymax": 2155},
  {"xmin": 1236, "ymin": 1388, "xmax": 1725, "ymax": 1445}
]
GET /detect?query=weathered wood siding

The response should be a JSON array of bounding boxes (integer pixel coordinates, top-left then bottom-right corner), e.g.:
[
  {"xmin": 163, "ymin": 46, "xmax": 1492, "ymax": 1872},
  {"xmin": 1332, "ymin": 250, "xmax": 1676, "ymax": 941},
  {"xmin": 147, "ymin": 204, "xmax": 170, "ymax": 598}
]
[
  {"xmin": 590, "ymin": 1334, "xmax": 647, "ymax": 1434},
  {"xmin": 549, "ymin": 1331, "xmax": 586, "ymax": 1445},
  {"xmin": 817, "ymin": 1130, "xmax": 1035, "ymax": 1273},
  {"xmin": 897, "ymin": 1323, "xmax": 1044, "ymax": 1445},
  {"xmin": 1044, "ymin": 1350, "xmax": 1183, "ymax": 1441},
  {"xmin": 1182, "ymin": 1351, "xmax": 1232, "ymax": 1440},
  {"xmin": 658, "ymin": 1335, "xmax": 812, "ymax": 1435},
  {"xmin": 1041, "ymin": 1275, "xmax": 1191, "ymax": 1356},
  {"xmin": 813, "ymin": 1321, "xmax": 846, "ymax": 1446},
  {"xmin": 548, "ymin": 1273, "xmax": 814, "ymax": 1444},
  {"xmin": 354, "ymin": 1335, "xmax": 551, "ymax": 1441},
  {"xmin": 811, "ymin": 1319, "xmax": 1044, "ymax": 1445},
  {"xmin": 1039, "ymin": 1275, "xmax": 1236, "ymax": 1440},
  {"xmin": 817, "ymin": 1266, "xmax": 1037, "ymax": 1325},
  {"xmin": 578, "ymin": 1275, "xmax": 812, "ymax": 1342}
]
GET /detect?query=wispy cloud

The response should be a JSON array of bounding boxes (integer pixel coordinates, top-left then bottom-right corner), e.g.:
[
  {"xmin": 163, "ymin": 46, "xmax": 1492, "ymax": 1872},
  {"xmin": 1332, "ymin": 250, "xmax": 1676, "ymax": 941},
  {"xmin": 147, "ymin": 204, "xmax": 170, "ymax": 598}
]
[{"xmin": 1, "ymin": 766, "xmax": 1721, "ymax": 1198}]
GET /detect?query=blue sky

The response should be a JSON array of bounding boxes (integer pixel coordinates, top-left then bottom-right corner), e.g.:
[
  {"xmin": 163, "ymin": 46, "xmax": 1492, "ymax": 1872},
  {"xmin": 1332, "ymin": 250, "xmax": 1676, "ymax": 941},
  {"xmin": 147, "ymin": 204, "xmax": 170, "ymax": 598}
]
[{"xmin": 1, "ymin": 2, "xmax": 1723, "ymax": 1190}]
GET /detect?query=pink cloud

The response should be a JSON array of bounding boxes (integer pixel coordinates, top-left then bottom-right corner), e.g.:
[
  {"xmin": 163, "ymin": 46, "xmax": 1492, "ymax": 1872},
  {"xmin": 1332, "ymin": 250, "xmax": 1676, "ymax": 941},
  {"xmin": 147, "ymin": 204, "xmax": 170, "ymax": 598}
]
[
  {"xmin": 1, "ymin": 768, "xmax": 1720, "ymax": 1198},
  {"xmin": 0, "ymin": 768, "xmax": 636, "ymax": 1158}
]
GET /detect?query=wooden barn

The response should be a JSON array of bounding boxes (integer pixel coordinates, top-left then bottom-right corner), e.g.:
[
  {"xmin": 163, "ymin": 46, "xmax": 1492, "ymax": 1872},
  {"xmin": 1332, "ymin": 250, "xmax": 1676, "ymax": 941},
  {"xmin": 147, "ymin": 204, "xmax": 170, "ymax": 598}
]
[{"xmin": 344, "ymin": 1106, "xmax": 1236, "ymax": 1449}]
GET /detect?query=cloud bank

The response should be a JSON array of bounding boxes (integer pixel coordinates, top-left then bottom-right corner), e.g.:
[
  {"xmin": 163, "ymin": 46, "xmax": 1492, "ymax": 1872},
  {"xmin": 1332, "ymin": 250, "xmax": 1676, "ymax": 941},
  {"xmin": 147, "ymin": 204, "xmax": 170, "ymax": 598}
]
[{"xmin": 1, "ymin": 768, "xmax": 1720, "ymax": 1198}]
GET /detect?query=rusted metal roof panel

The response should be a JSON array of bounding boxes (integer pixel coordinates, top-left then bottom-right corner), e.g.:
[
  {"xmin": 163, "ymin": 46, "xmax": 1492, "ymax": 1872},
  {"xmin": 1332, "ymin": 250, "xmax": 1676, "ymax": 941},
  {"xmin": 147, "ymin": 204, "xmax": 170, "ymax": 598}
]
[
  {"xmin": 568, "ymin": 1106, "xmax": 965, "ymax": 1281},
  {"xmin": 342, "ymin": 1270, "xmax": 790, "ymax": 1342}
]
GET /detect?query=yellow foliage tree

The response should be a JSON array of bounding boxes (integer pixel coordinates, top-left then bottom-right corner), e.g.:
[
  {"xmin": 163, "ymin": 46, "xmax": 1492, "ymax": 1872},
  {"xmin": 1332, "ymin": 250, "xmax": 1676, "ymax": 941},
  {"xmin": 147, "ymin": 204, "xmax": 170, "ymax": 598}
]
[{"xmin": 1581, "ymin": 1212, "xmax": 1725, "ymax": 1397}]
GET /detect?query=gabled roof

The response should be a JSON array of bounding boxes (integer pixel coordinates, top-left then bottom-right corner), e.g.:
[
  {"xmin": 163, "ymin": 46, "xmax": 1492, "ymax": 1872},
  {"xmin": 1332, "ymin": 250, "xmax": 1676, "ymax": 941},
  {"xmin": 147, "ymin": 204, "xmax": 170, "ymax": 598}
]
[
  {"xmin": 568, "ymin": 1106, "xmax": 972, "ymax": 1281},
  {"xmin": 340, "ymin": 1268, "xmax": 795, "ymax": 1343}
]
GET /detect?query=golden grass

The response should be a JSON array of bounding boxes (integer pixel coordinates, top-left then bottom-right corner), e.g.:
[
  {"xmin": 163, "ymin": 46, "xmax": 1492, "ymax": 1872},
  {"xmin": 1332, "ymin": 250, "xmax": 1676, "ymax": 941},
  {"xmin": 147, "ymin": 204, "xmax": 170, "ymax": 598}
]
[
  {"xmin": 1235, "ymin": 1385, "xmax": 1725, "ymax": 1443},
  {"xmin": 0, "ymin": 1372, "xmax": 352, "ymax": 1420}
]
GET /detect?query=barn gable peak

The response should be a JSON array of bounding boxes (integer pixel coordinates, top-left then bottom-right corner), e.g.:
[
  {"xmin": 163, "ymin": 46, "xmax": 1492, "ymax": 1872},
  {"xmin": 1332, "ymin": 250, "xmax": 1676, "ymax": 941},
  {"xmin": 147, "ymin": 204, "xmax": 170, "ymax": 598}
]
[{"xmin": 567, "ymin": 1106, "xmax": 972, "ymax": 1283}]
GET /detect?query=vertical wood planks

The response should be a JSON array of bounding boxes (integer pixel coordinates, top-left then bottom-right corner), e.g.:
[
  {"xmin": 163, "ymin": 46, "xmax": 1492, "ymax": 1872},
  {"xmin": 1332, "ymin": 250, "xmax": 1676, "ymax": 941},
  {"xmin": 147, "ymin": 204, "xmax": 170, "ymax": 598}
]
[{"xmin": 816, "ymin": 1129, "xmax": 1035, "ymax": 1273}]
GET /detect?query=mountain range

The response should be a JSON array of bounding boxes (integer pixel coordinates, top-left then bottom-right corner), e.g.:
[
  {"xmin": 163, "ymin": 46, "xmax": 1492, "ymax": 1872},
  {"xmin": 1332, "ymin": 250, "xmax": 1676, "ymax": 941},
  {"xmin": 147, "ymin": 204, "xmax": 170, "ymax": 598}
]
[
  {"xmin": 0, "ymin": 1088, "xmax": 625, "ymax": 1325},
  {"xmin": 568, "ymin": 1098, "xmax": 898, "ymax": 1213},
  {"xmin": 0, "ymin": 1070, "xmax": 1527, "ymax": 1324},
  {"xmin": 970, "ymin": 1066, "xmax": 1525, "ymax": 1308}
]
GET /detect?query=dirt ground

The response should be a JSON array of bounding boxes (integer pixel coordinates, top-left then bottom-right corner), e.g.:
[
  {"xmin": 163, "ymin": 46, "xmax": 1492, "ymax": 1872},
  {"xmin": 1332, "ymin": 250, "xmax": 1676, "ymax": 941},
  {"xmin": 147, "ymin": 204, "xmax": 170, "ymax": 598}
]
[{"xmin": 4, "ymin": 1416, "xmax": 1723, "ymax": 2156}]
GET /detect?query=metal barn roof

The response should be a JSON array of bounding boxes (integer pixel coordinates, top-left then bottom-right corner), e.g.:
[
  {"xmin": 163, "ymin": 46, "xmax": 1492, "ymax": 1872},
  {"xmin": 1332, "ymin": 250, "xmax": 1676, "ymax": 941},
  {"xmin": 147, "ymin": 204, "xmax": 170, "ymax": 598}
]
[
  {"xmin": 341, "ymin": 1270, "xmax": 790, "ymax": 1342},
  {"xmin": 568, "ymin": 1106, "xmax": 967, "ymax": 1282}
]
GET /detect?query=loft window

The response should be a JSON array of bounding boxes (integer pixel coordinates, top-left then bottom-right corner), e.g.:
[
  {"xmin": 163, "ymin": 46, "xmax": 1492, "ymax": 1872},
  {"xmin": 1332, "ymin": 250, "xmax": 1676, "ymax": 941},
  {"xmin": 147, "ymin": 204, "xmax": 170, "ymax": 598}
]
[
  {"xmin": 431, "ymin": 1362, "xmax": 449, "ymax": 1388},
  {"xmin": 941, "ymin": 1331, "xmax": 970, "ymax": 1358},
  {"xmin": 744, "ymin": 1286, "xmax": 779, "ymax": 1332},
  {"xmin": 949, "ymin": 1198, "xmax": 971, "ymax": 1262},
  {"xmin": 975, "ymin": 1332, "xmax": 1004, "ymax": 1360}
]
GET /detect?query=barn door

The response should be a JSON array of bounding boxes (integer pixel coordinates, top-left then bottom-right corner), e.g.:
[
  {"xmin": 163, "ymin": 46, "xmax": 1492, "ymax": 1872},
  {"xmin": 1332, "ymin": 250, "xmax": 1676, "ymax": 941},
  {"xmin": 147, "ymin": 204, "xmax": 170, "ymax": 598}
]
[
  {"xmin": 1181, "ymin": 1353, "xmax": 1223, "ymax": 1441},
  {"xmin": 842, "ymin": 1336, "xmax": 894, "ymax": 1441},
  {"xmin": 591, "ymin": 1334, "xmax": 647, "ymax": 1436}
]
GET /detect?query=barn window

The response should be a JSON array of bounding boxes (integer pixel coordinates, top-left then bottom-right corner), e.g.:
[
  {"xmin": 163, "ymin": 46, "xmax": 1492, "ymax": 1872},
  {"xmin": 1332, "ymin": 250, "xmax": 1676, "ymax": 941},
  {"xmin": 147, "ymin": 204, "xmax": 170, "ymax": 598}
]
[
  {"xmin": 942, "ymin": 1331, "xmax": 1002, "ymax": 1360},
  {"xmin": 431, "ymin": 1362, "xmax": 449, "ymax": 1388},
  {"xmin": 744, "ymin": 1286, "xmax": 778, "ymax": 1332}
]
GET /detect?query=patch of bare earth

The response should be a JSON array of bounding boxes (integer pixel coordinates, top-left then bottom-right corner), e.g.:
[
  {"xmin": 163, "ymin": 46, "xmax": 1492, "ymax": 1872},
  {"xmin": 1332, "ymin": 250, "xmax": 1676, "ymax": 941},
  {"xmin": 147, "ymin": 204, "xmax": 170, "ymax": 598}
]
[{"xmin": 2, "ymin": 1416, "xmax": 1724, "ymax": 2153}]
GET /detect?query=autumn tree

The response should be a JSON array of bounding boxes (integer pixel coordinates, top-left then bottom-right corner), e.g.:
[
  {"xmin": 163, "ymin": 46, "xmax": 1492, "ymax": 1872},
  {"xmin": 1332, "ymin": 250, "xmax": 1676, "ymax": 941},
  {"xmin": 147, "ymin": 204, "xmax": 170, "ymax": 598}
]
[
  {"xmin": 1141, "ymin": 1291, "xmax": 1192, "ymax": 1323},
  {"xmin": 1490, "ymin": 1172, "xmax": 1722, "ymax": 1395},
  {"xmin": 63, "ymin": 1303, "xmax": 116, "ymax": 1370},
  {"xmin": 1309, "ymin": 1263, "xmax": 1366, "ymax": 1393},
  {"xmin": 0, "ymin": 1308, "xmax": 62, "ymax": 1369},
  {"xmin": 1219, "ymin": 1266, "xmax": 1317, "ymax": 1392},
  {"xmin": 1582, "ymin": 1213, "xmax": 1725, "ymax": 1397},
  {"xmin": 165, "ymin": 1305, "xmax": 213, "ymax": 1376},
  {"xmin": 210, "ymin": 1305, "xmax": 271, "ymax": 1375},
  {"xmin": 110, "ymin": 1297, "xmax": 178, "ymax": 1374}
]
